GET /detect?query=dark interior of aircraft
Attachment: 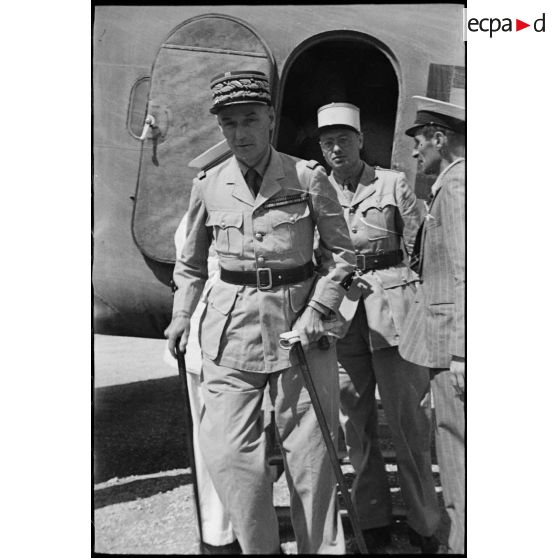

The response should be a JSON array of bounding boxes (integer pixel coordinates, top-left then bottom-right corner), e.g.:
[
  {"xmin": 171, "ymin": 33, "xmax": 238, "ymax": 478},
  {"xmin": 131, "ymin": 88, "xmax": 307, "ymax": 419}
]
[{"xmin": 276, "ymin": 37, "xmax": 398, "ymax": 169}]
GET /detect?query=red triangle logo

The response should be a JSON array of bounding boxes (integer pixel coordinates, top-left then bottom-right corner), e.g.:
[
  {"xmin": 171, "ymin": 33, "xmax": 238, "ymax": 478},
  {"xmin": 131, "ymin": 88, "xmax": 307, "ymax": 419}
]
[{"xmin": 516, "ymin": 19, "xmax": 530, "ymax": 31}]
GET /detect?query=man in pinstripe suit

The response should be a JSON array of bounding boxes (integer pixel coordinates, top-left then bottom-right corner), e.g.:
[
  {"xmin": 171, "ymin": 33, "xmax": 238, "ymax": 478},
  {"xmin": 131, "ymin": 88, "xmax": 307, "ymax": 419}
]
[{"xmin": 399, "ymin": 96, "xmax": 465, "ymax": 554}]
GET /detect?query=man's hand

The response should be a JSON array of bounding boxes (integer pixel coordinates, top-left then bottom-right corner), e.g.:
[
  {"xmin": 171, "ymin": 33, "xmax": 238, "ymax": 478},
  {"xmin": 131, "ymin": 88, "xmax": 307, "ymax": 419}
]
[
  {"xmin": 292, "ymin": 306, "xmax": 326, "ymax": 350},
  {"xmin": 450, "ymin": 356, "xmax": 465, "ymax": 396},
  {"xmin": 164, "ymin": 316, "xmax": 191, "ymax": 359}
]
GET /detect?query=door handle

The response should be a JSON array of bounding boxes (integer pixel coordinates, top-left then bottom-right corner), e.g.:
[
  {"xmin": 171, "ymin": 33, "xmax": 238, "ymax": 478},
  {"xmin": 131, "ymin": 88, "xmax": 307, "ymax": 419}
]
[{"xmin": 139, "ymin": 114, "xmax": 157, "ymax": 141}]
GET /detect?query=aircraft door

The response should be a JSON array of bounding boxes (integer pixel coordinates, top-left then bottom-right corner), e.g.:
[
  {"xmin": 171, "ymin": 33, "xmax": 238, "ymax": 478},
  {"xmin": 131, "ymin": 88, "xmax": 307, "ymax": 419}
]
[
  {"xmin": 276, "ymin": 34, "xmax": 398, "ymax": 171},
  {"xmin": 132, "ymin": 15, "xmax": 275, "ymax": 264}
]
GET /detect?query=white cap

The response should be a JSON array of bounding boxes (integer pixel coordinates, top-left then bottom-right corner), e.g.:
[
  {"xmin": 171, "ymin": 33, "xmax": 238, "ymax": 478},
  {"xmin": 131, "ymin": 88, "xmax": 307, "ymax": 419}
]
[
  {"xmin": 412, "ymin": 96, "xmax": 464, "ymax": 121},
  {"xmin": 317, "ymin": 102, "xmax": 361, "ymax": 133}
]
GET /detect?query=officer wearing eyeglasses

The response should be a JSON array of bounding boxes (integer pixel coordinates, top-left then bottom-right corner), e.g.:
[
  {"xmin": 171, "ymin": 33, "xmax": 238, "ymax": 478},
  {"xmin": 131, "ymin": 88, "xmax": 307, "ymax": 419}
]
[{"xmin": 317, "ymin": 103, "xmax": 440, "ymax": 553}]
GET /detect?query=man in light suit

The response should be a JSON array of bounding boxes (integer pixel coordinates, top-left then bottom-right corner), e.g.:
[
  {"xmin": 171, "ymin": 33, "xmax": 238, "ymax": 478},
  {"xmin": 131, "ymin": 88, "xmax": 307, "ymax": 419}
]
[
  {"xmin": 317, "ymin": 103, "xmax": 440, "ymax": 553},
  {"xmin": 165, "ymin": 71, "xmax": 355, "ymax": 554},
  {"xmin": 399, "ymin": 96, "xmax": 465, "ymax": 554}
]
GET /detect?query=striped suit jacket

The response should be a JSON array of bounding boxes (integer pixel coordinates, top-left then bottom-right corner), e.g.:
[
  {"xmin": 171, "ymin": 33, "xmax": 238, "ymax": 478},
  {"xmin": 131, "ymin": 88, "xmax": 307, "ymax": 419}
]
[{"xmin": 399, "ymin": 159, "xmax": 465, "ymax": 369}]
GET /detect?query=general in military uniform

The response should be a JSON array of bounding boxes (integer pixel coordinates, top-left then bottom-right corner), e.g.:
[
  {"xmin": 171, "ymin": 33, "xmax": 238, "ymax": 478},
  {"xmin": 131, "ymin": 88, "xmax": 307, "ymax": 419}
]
[
  {"xmin": 399, "ymin": 96, "xmax": 465, "ymax": 554},
  {"xmin": 317, "ymin": 102, "xmax": 440, "ymax": 553},
  {"xmin": 165, "ymin": 71, "xmax": 355, "ymax": 554}
]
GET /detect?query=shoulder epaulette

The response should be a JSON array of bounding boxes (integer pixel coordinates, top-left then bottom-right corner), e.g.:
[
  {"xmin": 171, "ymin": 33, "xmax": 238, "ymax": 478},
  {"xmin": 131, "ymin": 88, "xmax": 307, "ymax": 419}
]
[
  {"xmin": 306, "ymin": 160, "xmax": 321, "ymax": 170},
  {"xmin": 197, "ymin": 170, "xmax": 207, "ymax": 180}
]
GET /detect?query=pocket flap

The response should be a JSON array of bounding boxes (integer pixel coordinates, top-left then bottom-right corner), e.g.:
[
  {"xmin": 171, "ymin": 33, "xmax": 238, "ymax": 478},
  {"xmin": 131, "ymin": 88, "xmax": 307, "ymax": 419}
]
[
  {"xmin": 378, "ymin": 265, "xmax": 419, "ymax": 289},
  {"xmin": 271, "ymin": 205, "xmax": 310, "ymax": 228},
  {"xmin": 206, "ymin": 211, "xmax": 243, "ymax": 230},
  {"xmin": 359, "ymin": 193, "xmax": 396, "ymax": 214},
  {"xmin": 207, "ymin": 282, "xmax": 239, "ymax": 314}
]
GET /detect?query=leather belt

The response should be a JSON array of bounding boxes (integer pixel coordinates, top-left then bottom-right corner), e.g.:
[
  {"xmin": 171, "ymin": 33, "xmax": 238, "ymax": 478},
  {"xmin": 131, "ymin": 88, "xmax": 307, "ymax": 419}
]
[
  {"xmin": 220, "ymin": 261, "xmax": 314, "ymax": 290},
  {"xmin": 355, "ymin": 249, "xmax": 403, "ymax": 272}
]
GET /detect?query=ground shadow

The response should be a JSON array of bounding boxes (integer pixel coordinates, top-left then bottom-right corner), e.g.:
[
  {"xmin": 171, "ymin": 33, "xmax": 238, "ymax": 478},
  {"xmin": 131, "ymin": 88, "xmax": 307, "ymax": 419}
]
[
  {"xmin": 95, "ymin": 473, "xmax": 193, "ymax": 510},
  {"xmin": 94, "ymin": 376, "xmax": 189, "ymax": 483}
]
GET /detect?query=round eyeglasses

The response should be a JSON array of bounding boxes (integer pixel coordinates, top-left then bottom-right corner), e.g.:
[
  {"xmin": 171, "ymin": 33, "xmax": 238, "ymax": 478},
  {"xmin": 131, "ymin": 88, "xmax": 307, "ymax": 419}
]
[{"xmin": 319, "ymin": 136, "xmax": 352, "ymax": 151}]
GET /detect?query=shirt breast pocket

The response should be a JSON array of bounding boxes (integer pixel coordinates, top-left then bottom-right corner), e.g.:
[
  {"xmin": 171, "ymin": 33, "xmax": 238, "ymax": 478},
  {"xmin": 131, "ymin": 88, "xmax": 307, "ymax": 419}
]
[
  {"xmin": 359, "ymin": 195, "xmax": 397, "ymax": 240},
  {"xmin": 206, "ymin": 211, "xmax": 244, "ymax": 257},
  {"xmin": 268, "ymin": 203, "xmax": 312, "ymax": 254}
]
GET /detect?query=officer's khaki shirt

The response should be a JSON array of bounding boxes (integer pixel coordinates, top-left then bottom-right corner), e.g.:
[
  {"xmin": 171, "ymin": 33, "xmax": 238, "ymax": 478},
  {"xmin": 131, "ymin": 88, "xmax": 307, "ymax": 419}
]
[
  {"xmin": 173, "ymin": 148, "xmax": 355, "ymax": 373},
  {"xmin": 331, "ymin": 163, "xmax": 425, "ymax": 348}
]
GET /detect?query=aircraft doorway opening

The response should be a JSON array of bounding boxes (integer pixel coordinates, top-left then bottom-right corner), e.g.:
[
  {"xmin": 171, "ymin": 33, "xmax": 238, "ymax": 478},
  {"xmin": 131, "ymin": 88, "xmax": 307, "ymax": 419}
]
[{"xmin": 276, "ymin": 36, "xmax": 398, "ymax": 170}]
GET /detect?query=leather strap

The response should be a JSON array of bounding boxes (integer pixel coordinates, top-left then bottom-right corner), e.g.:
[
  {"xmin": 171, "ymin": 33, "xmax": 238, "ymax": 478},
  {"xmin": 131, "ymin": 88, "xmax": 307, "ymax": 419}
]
[
  {"xmin": 220, "ymin": 261, "xmax": 314, "ymax": 290},
  {"xmin": 355, "ymin": 249, "xmax": 403, "ymax": 272}
]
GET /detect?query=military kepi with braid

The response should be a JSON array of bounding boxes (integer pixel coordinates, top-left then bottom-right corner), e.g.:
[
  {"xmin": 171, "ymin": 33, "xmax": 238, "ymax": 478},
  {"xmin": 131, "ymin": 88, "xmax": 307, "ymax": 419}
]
[{"xmin": 209, "ymin": 70, "xmax": 272, "ymax": 114}]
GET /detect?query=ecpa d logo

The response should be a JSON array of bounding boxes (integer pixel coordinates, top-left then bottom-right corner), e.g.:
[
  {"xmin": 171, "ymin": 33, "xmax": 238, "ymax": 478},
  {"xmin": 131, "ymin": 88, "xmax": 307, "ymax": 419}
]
[{"xmin": 467, "ymin": 12, "xmax": 546, "ymax": 37}]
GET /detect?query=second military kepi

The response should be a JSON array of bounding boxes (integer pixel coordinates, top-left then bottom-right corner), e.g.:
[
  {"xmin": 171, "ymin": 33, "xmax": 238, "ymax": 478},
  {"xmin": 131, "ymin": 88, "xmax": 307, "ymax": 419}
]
[{"xmin": 317, "ymin": 102, "xmax": 364, "ymax": 195}]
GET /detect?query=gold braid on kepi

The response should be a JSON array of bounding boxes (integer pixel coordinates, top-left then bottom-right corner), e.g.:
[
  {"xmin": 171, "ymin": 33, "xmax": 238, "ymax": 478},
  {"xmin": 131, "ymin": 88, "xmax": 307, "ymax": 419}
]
[{"xmin": 209, "ymin": 70, "xmax": 271, "ymax": 114}]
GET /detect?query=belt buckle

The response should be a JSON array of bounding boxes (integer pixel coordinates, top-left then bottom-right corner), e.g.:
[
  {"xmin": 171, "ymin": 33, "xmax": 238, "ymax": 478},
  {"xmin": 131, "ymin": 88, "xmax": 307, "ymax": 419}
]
[
  {"xmin": 256, "ymin": 267, "xmax": 273, "ymax": 290},
  {"xmin": 356, "ymin": 254, "xmax": 366, "ymax": 271}
]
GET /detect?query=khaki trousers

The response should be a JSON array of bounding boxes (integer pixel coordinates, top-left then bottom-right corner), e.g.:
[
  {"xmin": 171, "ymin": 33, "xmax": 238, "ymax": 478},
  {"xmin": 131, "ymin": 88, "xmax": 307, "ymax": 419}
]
[
  {"xmin": 199, "ymin": 344, "xmax": 345, "ymax": 554},
  {"xmin": 337, "ymin": 302, "xmax": 440, "ymax": 536},
  {"xmin": 431, "ymin": 368, "xmax": 465, "ymax": 554}
]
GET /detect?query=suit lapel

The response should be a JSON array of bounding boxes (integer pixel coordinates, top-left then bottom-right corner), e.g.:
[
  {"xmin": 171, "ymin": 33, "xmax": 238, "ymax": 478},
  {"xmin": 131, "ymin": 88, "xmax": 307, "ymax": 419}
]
[
  {"xmin": 421, "ymin": 162, "xmax": 459, "ymax": 275},
  {"xmin": 350, "ymin": 163, "xmax": 378, "ymax": 208},
  {"xmin": 428, "ymin": 158, "xmax": 465, "ymax": 210},
  {"xmin": 428, "ymin": 177, "xmax": 443, "ymax": 211},
  {"xmin": 254, "ymin": 149, "xmax": 285, "ymax": 210},
  {"xmin": 418, "ymin": 219, "xmax": 428, "ymax": 277},
  {"xmin": 328, "ymin": 174, "xmax": 349, "ymax": 207},
  {"xmin": 228, "ymin": 158, "xmax": 256, "ymax": 206}
]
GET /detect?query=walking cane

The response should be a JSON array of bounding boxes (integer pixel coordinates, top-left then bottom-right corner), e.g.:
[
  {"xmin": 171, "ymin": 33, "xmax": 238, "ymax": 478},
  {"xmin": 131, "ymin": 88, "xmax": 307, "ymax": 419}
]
[
  {"xmin": 279, "ymin": 332, "xmax": 368, "ymax": 554},
  {"xmin": 176, "ymin": 343, "xmax": 205, "ymax": 553}
]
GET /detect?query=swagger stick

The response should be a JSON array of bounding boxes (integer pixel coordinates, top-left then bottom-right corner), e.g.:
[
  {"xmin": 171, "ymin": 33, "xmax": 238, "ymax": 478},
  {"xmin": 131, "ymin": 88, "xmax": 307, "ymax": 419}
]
[
  {"xmin": 176, "ymin": 343, "xmax": 204, "ymax": 553},
  {"xmin": 280, "ymin": 333, "xmax": 368, "ymax": 554}
]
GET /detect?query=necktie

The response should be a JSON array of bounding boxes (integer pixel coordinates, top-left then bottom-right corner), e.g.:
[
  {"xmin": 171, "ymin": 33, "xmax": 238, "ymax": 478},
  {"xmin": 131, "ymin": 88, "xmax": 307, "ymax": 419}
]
[
  {"xmin": 245, "ymin": 168, "xmax": 261, "ymax": 198},
  {"xmin": 343, "ymin": 179, "xmax": 355, "ymax": 202}
]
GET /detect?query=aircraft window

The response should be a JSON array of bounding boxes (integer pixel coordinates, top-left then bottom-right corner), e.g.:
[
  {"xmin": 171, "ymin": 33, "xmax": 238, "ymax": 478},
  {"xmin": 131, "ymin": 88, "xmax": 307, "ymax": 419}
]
[{"xmin": 127, "ymin": 77, "xmax": 151, "ymax": 139}]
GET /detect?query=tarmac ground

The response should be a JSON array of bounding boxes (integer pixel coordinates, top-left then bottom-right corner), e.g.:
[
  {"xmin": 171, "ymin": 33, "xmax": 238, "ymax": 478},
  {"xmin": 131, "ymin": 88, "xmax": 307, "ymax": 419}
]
[{"xmin": 93, "ymin": 334, "xmax": 450, "ymax": 554}]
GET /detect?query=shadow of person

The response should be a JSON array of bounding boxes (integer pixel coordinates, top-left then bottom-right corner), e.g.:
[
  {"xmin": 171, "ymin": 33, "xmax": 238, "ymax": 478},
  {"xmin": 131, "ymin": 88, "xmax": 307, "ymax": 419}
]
[
  {"xmin": 94, "ymin": 471, "xmax": 193, "ymax": 510},
  {"xmin": 94, "ymin": 376, "xmax": 189, "ymax": 484}
]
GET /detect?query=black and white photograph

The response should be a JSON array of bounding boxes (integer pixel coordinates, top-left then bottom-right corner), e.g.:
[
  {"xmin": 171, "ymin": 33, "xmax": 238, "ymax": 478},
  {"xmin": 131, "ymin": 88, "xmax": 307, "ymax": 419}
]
[
  {"xmin": 70, "ymin": 1, "xmax": 558, "ymax": 557},
  {"xmin": 9, "ymin": 0, "xmax": 558, "ymax": 557},
  {"xmin": 92, "ymin": 3, "xmax": 464, "ymax": 555}
]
